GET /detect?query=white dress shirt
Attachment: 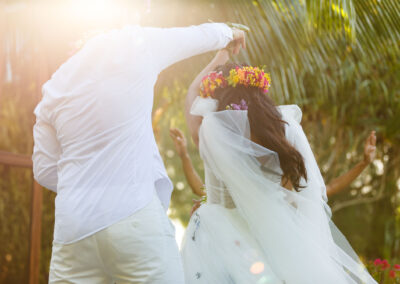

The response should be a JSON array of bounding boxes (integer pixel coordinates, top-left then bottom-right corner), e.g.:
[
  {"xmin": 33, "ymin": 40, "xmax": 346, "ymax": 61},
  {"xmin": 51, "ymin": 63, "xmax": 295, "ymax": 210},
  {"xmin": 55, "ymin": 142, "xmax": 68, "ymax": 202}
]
[{"xmin": 32, "ymin": 23, "xmax": 233, "ymax": 244}]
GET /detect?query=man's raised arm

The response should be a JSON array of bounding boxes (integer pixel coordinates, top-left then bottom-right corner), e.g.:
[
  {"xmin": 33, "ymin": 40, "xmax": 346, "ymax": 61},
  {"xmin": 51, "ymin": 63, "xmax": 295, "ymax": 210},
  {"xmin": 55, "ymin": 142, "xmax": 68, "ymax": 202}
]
[{"xmin": 143, "ymin": 23, "xmax": 243, "ymax": 71}]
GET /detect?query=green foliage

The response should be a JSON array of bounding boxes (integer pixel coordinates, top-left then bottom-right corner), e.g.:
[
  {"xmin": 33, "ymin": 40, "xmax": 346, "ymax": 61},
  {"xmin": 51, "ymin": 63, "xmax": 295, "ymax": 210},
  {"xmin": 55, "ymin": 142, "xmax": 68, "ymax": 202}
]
[
  {"xmin": 153, "ymin": 0, "xmax": 400, "ymax": 261},
  {"xmin": 153, "ymin": 80, "xmax": 206, "ymax": 225},
  {"xmin": 0, "ymin": 0, "xmax": 399, "ymax": 282},
  {"xmin": 225, "ymin": 0, "xmax": 400, "ymax": 261}
]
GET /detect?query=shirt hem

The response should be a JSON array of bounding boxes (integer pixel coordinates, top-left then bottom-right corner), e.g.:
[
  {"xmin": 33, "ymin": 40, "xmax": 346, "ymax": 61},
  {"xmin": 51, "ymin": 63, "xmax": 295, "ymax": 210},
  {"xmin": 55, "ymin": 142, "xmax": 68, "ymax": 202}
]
[{"xmin": 52, "ymin": 192, "xmax": 156, "ymax": 245}]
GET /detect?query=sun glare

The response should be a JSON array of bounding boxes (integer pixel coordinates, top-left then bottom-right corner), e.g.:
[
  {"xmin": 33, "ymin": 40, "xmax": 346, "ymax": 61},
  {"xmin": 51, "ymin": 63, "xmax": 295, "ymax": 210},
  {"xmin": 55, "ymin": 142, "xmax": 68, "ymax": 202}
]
[
  {"xmin": 52, "ymin": 0, "xmax": 144, "ymax": 32},
  {"xmin": 66, "ymin": 0, "xmax": 132, "ymax": 23}
]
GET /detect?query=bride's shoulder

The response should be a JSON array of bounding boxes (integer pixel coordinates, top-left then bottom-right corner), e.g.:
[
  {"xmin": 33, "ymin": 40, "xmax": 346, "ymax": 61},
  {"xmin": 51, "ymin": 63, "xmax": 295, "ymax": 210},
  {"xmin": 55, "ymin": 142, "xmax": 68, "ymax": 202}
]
[
  {"xmin": 277, "ymin": 104, "xmax": 302, "ymax": 123},
  {"xmin": 190, "ymin": 97, "xmax": 219, "ymax": 117}
]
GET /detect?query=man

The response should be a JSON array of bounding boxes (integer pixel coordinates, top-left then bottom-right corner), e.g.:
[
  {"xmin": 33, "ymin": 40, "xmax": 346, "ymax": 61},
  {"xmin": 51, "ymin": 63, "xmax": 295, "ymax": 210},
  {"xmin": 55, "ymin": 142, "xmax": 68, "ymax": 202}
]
[{"xmin": 32, "ymin": 23, "xmax": 245, "ymax": 283}]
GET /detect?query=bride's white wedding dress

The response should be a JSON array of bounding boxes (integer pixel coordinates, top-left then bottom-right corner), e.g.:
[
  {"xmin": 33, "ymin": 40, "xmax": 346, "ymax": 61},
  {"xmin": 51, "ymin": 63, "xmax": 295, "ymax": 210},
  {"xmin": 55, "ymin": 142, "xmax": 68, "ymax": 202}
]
[{"xmin": 181, "ymin": 97, "xmax": 377, "ymax": 284}]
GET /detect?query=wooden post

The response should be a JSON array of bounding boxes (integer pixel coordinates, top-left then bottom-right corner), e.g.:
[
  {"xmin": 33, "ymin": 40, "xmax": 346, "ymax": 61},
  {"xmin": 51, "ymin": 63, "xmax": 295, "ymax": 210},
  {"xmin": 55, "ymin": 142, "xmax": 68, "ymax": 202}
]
[
  {"xmin": 0, "ymin": 5, "xmax": 5, "ymax": 86},
  {"xmin": 28, "ymin": 1, "xmax": 49, "ymax": 282},
  {"xmin": 0, "ymin": 151, "xmax": 42, "ymax": 284},
  {"xmin": 29, "ymin": 181, "xmax": 43, "ymax": 284},
  {"xmin": 1, "ymin": 1, "xmax": 46, "ymax": 283}
]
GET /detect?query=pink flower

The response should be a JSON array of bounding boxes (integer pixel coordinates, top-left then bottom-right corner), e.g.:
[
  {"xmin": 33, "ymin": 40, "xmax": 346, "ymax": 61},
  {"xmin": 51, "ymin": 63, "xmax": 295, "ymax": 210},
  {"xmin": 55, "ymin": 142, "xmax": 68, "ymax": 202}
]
[
  {"xmin": 394, "ymin": 264, "xmax": 400, "ymax": 270},
  {"xmin": 373, "ymin": 258, "xmax": 383, "ymax": 266},
  {"xmin": 226, "ymin": 99, "xmax": 248, "ymax": 111},
  {"xmin": 231, "ymin": 103, "xmax": 241, "ymax": 110},
  {"xmin": 389, "ymin": 270, "xmax": 396, "ymax": 278},
  {"xmin": 381, "ymin": 259, "xmax": 390, "ymax": 270}
]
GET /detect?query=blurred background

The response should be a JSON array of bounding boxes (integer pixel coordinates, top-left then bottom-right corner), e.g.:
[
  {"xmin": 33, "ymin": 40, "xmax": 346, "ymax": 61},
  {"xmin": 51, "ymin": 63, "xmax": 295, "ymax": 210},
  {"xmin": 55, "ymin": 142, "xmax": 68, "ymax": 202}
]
[{"xmin": 1, "ymin": 0, "xmax": 399, "ymax": 283}]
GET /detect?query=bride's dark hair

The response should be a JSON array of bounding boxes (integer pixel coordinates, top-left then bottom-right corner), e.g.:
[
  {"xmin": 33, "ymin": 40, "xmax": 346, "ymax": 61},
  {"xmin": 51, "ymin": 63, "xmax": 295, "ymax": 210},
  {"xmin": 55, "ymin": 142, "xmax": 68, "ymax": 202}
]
[{"xmin": 213, "ymin": 63, "xmax": 307, "ymax": 191}]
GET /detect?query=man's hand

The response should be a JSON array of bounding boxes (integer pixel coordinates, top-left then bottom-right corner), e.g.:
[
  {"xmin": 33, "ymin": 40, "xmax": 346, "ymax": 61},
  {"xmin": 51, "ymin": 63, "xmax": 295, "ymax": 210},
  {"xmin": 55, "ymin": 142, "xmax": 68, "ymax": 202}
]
[
  {"xmin": 363, "ymin": 131, "xmax": 377, "ymax": 164},
  {"xmin": 170, "ymin": 128, "xmax": 188, "ymax": 157}
]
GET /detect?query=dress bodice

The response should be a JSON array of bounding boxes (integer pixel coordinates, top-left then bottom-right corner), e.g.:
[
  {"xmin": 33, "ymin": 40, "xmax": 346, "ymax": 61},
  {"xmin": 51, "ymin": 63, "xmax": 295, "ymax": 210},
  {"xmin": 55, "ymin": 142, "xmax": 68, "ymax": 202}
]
[
  {"xmin": 208, "ymin": 185, "xmax": 236, "ymax": 209},
  {"xmin": 205, "ymin": 159, "xmax": 282, "ymax": 209}
]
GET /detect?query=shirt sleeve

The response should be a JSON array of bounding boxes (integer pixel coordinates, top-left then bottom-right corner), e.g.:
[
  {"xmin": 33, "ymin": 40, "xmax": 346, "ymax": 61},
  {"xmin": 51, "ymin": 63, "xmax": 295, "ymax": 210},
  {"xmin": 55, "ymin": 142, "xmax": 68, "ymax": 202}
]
[
  {"xmin": 143, "ymin": 23, "xmax": 233, "ymax": 71},
  {"xmin": 32, "ymin": 104, "xmax": 61, "ymax": 193}
]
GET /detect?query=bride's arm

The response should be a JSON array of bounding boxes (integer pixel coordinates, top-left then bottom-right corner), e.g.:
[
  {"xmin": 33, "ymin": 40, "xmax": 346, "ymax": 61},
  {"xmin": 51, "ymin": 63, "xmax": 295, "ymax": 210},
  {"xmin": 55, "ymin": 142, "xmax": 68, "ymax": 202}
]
[
  {"xmin": 325, "ymin": 131, "xmax": 376, "ymax": 197},
  {"xmin": 185, "ymin": 49, "xmax": 231, "ymax": 146},
  {"xmin": 170, "ymin": 128, "xmax": 205, "ymax": 197},
  {"xmin": 185, "ymin": 29, "xmax": 245, "ymax": 146}
]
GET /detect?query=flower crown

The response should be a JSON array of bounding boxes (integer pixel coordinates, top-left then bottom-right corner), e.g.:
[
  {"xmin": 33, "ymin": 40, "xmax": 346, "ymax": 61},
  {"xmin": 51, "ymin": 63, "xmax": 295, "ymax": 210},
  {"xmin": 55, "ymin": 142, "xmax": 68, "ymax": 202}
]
[
  {"xmin": 226, "ymin": 99, "xmax": 248, "ymax": 111},
  {"xmin": 199, "ymin": 66, "xmax": 271, "ymax": 98}
]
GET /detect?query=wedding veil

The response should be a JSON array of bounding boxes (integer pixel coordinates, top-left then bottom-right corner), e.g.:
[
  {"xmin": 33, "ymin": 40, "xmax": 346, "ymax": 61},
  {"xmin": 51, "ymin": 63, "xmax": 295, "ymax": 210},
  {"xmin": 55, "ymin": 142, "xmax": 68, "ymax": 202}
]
[{"xmin": 189, "ymin": 96, "xmax": 376, "ymax": 284}]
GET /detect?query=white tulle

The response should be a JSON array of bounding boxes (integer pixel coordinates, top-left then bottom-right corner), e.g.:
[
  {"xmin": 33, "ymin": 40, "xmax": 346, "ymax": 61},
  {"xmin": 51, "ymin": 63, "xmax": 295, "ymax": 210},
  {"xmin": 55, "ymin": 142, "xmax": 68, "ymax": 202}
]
[{"xmin": 181, "ymin": 97, "xmax": 376, "ymax": 284}]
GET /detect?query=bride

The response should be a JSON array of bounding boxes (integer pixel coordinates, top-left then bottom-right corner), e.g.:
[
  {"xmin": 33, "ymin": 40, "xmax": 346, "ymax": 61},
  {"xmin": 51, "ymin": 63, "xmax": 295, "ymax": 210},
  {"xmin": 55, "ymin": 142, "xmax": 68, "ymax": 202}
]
[{"xmin": 181, "ymin": 47, "xmax": 377, "ymax": 284}]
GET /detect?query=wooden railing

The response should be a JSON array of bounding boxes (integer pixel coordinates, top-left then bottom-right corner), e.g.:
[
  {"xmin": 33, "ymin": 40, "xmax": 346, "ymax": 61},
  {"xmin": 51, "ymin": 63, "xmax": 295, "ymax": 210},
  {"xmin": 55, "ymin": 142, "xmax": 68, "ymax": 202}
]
[
  {"xmin": 2, "ymin": 2, "xmax": 55, "ymax": 283},
  {"xmin": 0, "ymin": 150, "xmax": 42, "ymax": 284}
]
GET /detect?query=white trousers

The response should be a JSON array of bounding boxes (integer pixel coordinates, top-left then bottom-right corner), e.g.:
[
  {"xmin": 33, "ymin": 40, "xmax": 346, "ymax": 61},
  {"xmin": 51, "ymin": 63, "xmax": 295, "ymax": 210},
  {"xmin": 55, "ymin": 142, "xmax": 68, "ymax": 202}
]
[{"xmin": 49, "ymin": 193, "xmax": 185, "ymax": 284}]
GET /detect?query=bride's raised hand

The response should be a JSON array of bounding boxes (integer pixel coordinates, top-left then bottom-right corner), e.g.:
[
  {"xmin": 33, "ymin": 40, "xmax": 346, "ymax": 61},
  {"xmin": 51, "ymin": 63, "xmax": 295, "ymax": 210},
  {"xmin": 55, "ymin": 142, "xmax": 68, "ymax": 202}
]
[
  {"xmin": 215, "ymin": 28, "xmax": 246, "ymax": 64},
  {"xmin": 231, "ymin": 28, "xmax": 246, "ymax": 55},
  {"xmin": 169, "ymin": 128, "xmax": 188, "ymax": 158}
]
